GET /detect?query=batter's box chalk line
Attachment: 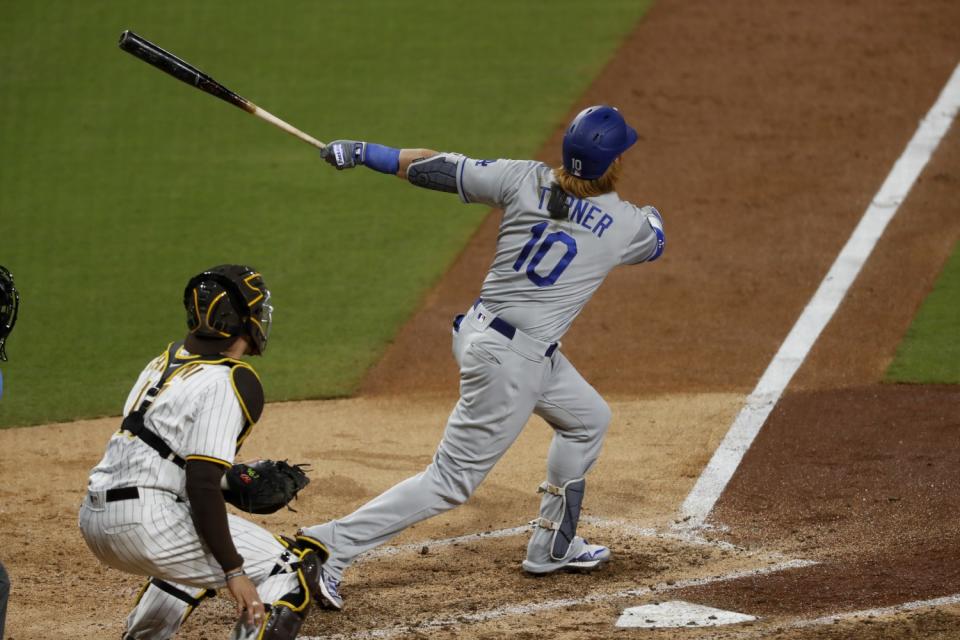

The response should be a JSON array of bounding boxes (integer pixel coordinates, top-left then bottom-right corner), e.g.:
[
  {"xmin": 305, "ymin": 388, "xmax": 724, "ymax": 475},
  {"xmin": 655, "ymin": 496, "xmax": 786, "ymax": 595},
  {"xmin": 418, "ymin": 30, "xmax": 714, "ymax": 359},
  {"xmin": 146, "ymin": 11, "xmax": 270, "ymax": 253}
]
[
  {"xmin": 301, "ymin": 559, "xmax": 817, "ymax": 640},
  {"xmin": 356, "ymin": 515, "xmax": 759, "ymax": 565}
]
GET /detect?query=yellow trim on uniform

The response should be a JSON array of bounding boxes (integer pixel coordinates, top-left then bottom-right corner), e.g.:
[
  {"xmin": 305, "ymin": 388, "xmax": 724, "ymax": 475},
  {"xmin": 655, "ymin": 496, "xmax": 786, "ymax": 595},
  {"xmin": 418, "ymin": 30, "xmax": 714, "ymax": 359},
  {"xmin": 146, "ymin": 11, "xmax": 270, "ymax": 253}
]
[
  {"xmin": 273, "ymin": 563, "xmax": 311, "ymax": 613},
  {"xmin": 294, "ymin": 534, "xmax": 331, "ymax": 563},
  {"xmin": 131, "ymin": 344, "xmax": 174, "ymax": 410},
  {"xmin": 229, "ymin": 362, "xmax": 259, "ymax": 427},
  {"xmin": 130, "ymin": 379, "xmax": 153, "ymax": 413},
  {"xmin": 184, "ymin": 454, "xmax": 232, "ymax": 469},
  {"xmin": 242, "ymin": 272, "xmax": 264, "ymax": 307},
  {"xmin": 175, "ymin": 345, "xmax": 201, "ymax": 361},
  {"xmin": 192, "ymin": 287, "xmax": 202, "ymax": 329},
  {"xmin": 231, "ymin": 362, "xmax": 261, "ymax": 450},
  {"xmin": 204, "ymin": 291, "xmax": 232, "ymax": 337},
  {"xmin": 180, "ymin": 588, "xmax": 213, "ymax": 624},
  {"xmin": 132, "ymin": 578, "xmax": 152, "ymax": 606}
]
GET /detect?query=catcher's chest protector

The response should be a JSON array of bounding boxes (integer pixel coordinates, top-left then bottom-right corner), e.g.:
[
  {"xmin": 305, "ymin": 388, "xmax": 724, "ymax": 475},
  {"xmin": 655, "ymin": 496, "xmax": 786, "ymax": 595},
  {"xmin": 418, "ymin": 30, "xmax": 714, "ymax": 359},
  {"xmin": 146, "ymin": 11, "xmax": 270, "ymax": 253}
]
[{"xmin": 123, "ymin": 342, "xmax": 265, "ymax": 462}]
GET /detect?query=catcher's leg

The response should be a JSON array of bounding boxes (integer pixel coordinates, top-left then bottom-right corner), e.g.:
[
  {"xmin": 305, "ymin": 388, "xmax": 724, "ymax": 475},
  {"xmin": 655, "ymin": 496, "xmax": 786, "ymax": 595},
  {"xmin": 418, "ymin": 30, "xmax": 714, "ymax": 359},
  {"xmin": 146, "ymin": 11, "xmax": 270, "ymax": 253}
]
[
  {"xmin": 524, "ymin": 352, "xmax": 612, "ymax": 574},
  {"xmin": 229, "ymin": 539, "xmax": 322, "ymax": 640},
  {"xmin": 123, "ymin": 578, "xmax": 213, "ymax": 640}
]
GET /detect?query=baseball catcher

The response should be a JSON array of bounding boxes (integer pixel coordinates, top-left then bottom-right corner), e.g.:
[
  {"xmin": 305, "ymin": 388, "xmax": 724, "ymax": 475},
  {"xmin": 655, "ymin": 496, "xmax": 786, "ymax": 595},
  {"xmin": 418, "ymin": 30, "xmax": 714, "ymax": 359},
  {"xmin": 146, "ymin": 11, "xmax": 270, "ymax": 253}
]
[
  {"xmin": 299, "ymin": 105, "xmax": 664, "ymax": 609},
  {"xmin": 79, "ymin": 265, "xmax": 325, "ymax": 639}
]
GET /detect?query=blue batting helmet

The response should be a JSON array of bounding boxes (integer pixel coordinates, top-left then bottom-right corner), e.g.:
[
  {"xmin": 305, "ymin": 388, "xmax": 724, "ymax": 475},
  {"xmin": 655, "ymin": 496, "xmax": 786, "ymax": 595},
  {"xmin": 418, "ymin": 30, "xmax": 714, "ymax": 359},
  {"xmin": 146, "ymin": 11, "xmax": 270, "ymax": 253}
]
[{"xmin": 562, "ymin": 105, "xmax": 638, "ymax": 179}]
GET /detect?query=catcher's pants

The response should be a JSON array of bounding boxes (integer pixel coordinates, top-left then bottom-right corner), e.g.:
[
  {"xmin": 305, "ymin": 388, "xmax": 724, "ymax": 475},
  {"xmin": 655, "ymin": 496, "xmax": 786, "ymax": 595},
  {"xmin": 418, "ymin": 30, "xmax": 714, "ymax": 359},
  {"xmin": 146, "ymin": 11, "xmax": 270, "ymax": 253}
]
[
  {"xmin": 79, "ymin": 488, "xmax": 300, "ymax": 639},
  {"xmin": 306, "ymin": 302, "xmax": 611, "ymax": 580}
]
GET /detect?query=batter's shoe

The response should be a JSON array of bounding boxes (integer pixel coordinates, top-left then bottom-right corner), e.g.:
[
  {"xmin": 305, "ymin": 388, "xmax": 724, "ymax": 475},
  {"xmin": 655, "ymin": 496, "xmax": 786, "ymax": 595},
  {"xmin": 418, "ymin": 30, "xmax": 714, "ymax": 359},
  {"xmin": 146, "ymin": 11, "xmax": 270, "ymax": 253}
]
[
  {"xmin": 316, "ymin": 567, "xmax": 344, "ymax": 610},
  {"xmin": 522, "ymin": 537, "xmax": 611, "ymax": 575}
]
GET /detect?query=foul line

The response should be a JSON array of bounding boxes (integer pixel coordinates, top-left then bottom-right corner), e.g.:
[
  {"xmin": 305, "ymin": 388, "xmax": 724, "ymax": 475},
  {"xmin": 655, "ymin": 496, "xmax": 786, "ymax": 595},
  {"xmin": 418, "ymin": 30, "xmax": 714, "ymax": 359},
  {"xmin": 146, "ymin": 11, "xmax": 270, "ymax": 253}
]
[
  {"xmin": 679, "ymin": 61, "xmax": 960, "ymax": 529},
  {"xmin": 792, "ymin": 592, "xmax": 960, "ymax": 628},
  {"xmin": 303, "ymin": 559, "xmax": 817, "ymax": 640}
]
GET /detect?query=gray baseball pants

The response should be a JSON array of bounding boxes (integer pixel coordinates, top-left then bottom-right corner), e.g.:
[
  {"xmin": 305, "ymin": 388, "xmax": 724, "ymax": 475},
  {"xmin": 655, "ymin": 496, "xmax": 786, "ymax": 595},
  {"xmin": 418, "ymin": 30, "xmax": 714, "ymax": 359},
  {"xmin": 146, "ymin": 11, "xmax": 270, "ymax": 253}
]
[{"xmin": 306, "ymin": 302, "xmax": 611, "ymax": 580}]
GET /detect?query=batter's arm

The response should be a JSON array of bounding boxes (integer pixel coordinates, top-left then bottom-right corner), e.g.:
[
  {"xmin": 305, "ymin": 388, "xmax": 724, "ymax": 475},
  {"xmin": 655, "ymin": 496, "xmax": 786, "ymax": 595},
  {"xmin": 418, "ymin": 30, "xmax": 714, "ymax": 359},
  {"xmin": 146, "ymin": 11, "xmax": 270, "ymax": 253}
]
[
  {"xmin": 319, "ymin": 141, "xmax": 501, "ymax": 201},
  {"xmin": 320, "ymin": 140, "xmax": 438, "ymax": 176},
  {"xmin": 397, "ymin": 148, "xmax": 439, "ymax": 177}
]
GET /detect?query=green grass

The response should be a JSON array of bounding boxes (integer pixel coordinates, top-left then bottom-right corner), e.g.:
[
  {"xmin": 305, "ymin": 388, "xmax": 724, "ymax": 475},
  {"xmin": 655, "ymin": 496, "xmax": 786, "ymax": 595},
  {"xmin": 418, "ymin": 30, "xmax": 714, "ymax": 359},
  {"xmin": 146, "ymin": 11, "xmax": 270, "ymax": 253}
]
[
  {"xmin": 886, "ymin": 241, "xmax": 960, "ymax": 384},
  {"xmin": 0, "ymin": 1, "xmax": 651, "ymax": 427}
]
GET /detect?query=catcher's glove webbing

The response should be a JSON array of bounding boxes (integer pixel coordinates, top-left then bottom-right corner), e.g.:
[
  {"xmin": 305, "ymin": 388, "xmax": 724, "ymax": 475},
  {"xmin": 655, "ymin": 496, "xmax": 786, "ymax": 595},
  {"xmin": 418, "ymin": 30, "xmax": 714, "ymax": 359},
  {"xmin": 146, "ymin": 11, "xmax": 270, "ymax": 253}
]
[{"xmin": 222, "ymin": 459, "xmax": 310, "ymax": 514}]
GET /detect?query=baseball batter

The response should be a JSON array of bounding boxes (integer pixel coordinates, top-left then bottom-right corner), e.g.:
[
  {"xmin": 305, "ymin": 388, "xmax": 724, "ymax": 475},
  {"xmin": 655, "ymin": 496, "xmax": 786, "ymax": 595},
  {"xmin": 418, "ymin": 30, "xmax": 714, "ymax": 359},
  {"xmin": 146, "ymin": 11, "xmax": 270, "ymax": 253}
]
[
  {"xmin": 300, "ymin": 105, "xmax": 665, "ymax": 609},
  {"xmin": 79, "ymin": 265, "xmax": 326, "ymax": 640}
]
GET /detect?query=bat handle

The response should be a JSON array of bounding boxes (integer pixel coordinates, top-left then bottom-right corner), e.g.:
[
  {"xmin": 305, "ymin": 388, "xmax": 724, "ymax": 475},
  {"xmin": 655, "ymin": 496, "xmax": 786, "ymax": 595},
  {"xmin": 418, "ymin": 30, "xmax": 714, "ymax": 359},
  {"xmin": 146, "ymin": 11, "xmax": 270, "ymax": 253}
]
[{"xmin": 249, "ymin": 104, "xmax": 325, "ymax": 149}]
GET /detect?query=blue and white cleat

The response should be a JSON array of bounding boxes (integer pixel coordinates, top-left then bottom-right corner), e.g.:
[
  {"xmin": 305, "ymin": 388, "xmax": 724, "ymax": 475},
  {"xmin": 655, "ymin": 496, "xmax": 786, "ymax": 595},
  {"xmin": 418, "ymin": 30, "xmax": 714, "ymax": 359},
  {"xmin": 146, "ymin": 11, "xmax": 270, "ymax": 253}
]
[
  {"xmin": 316, "ymin": 567, "xmax": 344, "ymax": 610},
  {"xmin": 522, "ymin": 537, "xmax": 611, "ymax": 575}
]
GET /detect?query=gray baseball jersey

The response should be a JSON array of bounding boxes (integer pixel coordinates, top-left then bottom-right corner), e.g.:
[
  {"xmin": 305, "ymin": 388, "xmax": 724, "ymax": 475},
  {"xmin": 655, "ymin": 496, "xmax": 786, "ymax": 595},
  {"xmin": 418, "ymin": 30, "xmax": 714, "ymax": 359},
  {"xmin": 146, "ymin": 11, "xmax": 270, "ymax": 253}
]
[
  {"xmin": 453, "ymin": 155, "xmax": 664, "ymax": 342},
  {"xmin": 305, "ymin": 152, "xmax": 665, "ymax": 587}
]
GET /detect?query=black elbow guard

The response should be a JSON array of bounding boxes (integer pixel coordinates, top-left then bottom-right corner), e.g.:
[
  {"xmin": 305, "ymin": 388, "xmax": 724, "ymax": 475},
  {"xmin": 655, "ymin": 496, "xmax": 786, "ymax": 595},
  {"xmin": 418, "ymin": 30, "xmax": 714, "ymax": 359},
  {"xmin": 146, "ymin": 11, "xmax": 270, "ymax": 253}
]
[{"xmin": 407, "ymin": 155, "xmax": 459, "ymax": 193}]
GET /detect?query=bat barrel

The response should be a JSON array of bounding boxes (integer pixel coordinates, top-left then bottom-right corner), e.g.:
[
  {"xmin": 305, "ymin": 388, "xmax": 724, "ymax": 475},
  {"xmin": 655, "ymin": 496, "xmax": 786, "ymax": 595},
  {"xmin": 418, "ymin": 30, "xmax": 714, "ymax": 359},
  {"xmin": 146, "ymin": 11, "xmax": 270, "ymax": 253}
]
[
  {"xmin": 118, "ymin": 30, "xmax": 321, "ymax": 146},
  {"xmin": 118, "ymin": 30, "xmax": 253, "ymax": 113}
]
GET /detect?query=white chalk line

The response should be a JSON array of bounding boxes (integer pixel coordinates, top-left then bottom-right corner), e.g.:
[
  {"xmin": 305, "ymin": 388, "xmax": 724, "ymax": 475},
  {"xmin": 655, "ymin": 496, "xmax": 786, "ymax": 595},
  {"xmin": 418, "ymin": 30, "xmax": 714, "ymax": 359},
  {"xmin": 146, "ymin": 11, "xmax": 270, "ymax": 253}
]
[
  {"xmin": 695, "ymin": 591, "xmax": 960, "ymax": 639},
  {"xmin": 792, "ymin": 592, "xmax": 960, "ymax": 628},
  {"xmin": 354, "ymin": 516, "xmax": 745, "ymax": 565},
  {"xmin": 302, "ymin": 558, "xmax": 817, "ymax": 640},
  {"xmin": 581, "ymin": 516, "xmax": 743, "ymax": 553},
  {"xmin": 678, "ymin": 61, "xmax": 960, "ymax": 529}
]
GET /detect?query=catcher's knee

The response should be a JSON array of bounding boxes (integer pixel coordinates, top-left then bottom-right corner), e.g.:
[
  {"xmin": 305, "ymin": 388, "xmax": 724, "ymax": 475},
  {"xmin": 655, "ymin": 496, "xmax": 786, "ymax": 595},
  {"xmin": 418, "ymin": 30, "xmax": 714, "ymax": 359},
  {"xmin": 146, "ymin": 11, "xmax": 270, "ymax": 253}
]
[
  {"xmin": 274, "ymin": 533, "xmax": 326, "ymax": 602},
  {"xmin": 258, "ymin": 548, "xmax": 324, "ymax": 640}
]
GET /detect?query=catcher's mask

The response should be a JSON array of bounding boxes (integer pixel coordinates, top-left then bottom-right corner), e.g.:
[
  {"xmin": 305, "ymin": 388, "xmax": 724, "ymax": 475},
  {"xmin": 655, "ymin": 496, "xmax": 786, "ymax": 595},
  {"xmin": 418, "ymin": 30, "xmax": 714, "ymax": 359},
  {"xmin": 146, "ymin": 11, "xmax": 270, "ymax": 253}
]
[
  {"xmin": 0, "ymin": 266, "xmax": 20, "ymax": 362},
  {"xmin": 183, "ymin": 265, "xmax": 272, "ymax": 356}
]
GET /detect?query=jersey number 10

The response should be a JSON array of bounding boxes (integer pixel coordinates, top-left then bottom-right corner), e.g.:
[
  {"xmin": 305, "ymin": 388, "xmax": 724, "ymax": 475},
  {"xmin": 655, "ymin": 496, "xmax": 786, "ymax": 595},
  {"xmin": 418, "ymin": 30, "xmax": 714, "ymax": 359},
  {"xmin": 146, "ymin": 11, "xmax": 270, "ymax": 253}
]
[{"xmin": 512, "ymin": 222, "xmax": 578, "ymax": 287}]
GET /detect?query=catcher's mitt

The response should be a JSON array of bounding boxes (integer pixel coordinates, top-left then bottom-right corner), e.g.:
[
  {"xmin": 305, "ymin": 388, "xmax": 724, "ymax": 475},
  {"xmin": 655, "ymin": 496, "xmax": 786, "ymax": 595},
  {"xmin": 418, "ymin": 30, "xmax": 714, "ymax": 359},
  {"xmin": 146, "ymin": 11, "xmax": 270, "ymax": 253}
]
[{"xmin": 222, "ymin": 459, "xmax": 310, "ymax": 514}]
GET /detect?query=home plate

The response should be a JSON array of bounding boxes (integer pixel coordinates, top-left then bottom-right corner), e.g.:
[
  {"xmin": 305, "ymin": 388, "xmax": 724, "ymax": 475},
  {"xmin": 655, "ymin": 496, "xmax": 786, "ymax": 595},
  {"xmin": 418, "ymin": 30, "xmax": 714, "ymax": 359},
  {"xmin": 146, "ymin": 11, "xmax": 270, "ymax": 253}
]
[{"xmin": 616, "ymin": 600, "xmax": 757, "ymax": 628}]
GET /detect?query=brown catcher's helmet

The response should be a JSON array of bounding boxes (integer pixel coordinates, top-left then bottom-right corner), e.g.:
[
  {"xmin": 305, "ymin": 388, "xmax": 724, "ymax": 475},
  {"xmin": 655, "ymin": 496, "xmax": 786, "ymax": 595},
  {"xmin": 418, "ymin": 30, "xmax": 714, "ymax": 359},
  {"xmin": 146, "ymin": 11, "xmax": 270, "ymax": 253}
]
[
  {"xmin": 0, "ymin": 266, "xmax": 20, "ymax": 362},
  {"xmin": 183, "ymin": 265, "xmax": 272, "ymax": 355}
]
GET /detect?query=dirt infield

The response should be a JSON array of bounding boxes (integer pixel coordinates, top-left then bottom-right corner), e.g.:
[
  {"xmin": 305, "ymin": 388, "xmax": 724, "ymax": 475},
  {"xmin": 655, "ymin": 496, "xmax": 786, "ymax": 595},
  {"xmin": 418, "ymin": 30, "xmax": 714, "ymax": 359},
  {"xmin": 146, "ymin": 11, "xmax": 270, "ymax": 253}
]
[{"xmin": 3, "ymin": 0, "xmax": 960, "ymax": 638}]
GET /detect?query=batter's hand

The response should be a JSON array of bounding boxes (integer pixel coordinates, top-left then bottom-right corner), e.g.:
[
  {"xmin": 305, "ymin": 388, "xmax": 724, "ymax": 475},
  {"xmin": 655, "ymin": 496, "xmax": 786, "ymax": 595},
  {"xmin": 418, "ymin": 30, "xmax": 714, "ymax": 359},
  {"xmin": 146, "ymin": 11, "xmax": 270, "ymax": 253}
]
[
  {"xmin": 320, "ymin": 139, "xmax": 365, "ymax": 170},
  {"xmin": 227, "ymin": 572, "xmax": 265, "ymax": 628}
]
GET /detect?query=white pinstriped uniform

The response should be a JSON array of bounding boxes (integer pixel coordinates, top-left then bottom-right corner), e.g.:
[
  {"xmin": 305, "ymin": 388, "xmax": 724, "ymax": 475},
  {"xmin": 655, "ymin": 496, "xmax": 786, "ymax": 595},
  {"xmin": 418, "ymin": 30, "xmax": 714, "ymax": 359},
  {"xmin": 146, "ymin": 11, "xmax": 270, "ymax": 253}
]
[{"xmin": 79, "ymin": 346, "xmax": 299, "ymax": 639}]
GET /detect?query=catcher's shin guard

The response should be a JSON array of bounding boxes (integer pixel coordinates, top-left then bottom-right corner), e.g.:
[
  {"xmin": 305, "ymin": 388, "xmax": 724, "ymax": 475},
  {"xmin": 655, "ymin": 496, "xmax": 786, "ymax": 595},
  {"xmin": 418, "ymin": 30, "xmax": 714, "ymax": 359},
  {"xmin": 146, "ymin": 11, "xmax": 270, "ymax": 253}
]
[
  {"xmin": 242, "ymin": 534, "xmax": 327, "ymax": 639},
  {"xmin": 258, "ymin": 603, "xmax": 305, "ymax": 639}
]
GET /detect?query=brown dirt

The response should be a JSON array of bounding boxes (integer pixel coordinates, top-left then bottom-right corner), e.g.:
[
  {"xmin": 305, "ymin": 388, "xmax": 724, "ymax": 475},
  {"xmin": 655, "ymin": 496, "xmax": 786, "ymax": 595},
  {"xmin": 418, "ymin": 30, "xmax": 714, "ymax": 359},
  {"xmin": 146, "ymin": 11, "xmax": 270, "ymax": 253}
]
[{"xmin": 3, "ymin": 0, "xmax": 960, "ymax": 638}]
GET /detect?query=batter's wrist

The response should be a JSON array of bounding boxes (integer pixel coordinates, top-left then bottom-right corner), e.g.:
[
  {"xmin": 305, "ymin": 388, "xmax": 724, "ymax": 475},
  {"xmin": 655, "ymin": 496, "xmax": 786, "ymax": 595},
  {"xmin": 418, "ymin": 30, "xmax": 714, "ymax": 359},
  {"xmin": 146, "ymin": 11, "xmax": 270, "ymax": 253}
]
[{"xmin": 362, "ymin": 142, "xmax": 401, "ymax": 174}]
